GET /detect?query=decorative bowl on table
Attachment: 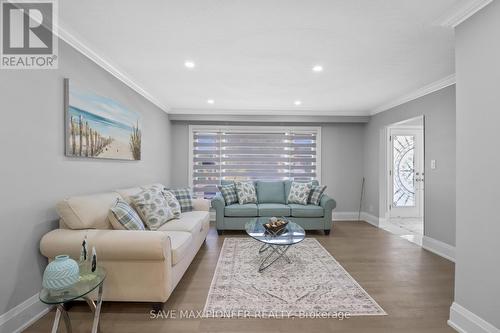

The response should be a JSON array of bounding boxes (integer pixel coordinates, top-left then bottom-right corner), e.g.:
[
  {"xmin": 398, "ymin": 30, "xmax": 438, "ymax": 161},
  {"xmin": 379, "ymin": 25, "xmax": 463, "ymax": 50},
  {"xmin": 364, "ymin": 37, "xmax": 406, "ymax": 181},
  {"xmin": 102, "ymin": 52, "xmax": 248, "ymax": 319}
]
[
  {"xmin": 263, "ymin": 217, "xmax": 289, "ymax": 235},
  {"xmin": 42, "ymin": 255, "xmax": 80, "ymax": 290}
]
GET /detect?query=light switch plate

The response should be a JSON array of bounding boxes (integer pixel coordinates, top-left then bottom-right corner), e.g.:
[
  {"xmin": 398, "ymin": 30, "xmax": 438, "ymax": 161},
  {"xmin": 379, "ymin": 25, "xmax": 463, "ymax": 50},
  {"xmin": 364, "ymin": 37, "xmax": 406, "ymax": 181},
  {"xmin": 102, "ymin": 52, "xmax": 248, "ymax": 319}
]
[{"xmin": 431, "ymin": 160, "xmax": 436, "ymax": 169}]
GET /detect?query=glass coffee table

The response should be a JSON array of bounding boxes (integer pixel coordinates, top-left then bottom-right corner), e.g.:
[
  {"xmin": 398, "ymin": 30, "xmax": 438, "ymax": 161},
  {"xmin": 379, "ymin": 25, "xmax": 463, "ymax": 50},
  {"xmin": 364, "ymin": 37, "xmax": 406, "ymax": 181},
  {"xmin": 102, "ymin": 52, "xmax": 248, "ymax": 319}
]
[
  {"xmin": 39, "ymin": 267, "xmax": 106, "ymax": 333},
  {"xmin": 245, "ymin": 217, "xmax": 305, "ymax": 272}
]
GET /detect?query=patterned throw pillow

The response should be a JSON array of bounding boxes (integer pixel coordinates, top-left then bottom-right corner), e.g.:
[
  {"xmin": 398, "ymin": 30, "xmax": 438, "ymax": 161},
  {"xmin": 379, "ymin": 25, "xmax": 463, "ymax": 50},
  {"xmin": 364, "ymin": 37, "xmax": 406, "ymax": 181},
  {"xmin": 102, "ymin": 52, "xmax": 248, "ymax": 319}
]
[
  {"xmin": 162, "ymin": 190, "xmax": 181, "ymax": 218},
  {"xmin": 287, "ymin": 182, "xmax": 312, "ymax": 205},
  {"xmin": 217, "ymin": 183, "xmax": 238, "ymax": 206},
  {"xmin": 108, "ymin": 199, "xmax": 145, "ymax": 230},
  {"xmin": 130, "ymin": 189, "xmax": 175, "ymax": 230},
  {"xmin": 309, "ymin": 185, "xmax": 327, "ymax": 205},
  {"xmin": 167, "ymin": 188, "xmax": 194, "ymax": 212},
  {"xmin": 147, "ymin": 184, "xmax": 181, "ymax": 218},
  {"xmin": 235, "ymin": 181, "xmax": 257, "ymax": 204}
]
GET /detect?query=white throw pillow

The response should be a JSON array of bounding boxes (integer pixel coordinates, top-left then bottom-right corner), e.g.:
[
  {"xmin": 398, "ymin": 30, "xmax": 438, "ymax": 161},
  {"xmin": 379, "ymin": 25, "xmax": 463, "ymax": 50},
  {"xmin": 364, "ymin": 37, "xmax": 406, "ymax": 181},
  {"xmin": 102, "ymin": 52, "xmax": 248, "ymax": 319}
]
[
  {"xmin": 287, "ymin": 182, "xmax": 312, "ymax": 205},
  {"xmin": 130, "ymin": 189, "xmax": 175, "ymax": 230},
  {"xmin": 235, "ymin": 181, "xmax": 257, "ymax": 204}
]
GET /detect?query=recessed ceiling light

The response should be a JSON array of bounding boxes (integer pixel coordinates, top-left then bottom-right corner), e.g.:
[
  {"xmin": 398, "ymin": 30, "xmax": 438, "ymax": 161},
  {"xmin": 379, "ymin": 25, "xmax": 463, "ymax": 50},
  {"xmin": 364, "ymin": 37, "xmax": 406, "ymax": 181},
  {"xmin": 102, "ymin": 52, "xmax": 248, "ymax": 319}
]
[
  {"xmin": 312, "ymin": 65, "xmax": 323, "ymax": 72},
  {"xmin": 184, "ymin": 60, "xmax": 195, "ymax": 69},
  {"xmin": 294, "ymin": 100, "xmax": 302, "ymax": 106},
  {"xmin": 207, "ymin": 99, "xmax": 215, "ymax": 104}
]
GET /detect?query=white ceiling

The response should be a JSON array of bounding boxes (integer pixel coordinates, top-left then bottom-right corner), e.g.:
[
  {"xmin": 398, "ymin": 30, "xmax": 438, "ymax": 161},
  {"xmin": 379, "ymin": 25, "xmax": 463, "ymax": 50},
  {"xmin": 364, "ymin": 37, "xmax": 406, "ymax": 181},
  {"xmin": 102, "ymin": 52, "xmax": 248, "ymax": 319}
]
[{"xmin": 59, "ymin": 0, "xmax": 463, "ymax": 116}]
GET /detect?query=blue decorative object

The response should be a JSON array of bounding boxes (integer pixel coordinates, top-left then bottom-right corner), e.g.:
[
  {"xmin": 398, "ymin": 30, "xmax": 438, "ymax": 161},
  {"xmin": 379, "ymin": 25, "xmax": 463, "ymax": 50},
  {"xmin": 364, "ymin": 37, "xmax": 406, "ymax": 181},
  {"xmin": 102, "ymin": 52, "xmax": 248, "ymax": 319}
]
[{"xmin": 42, "ymin": 255, "xmax": 80, "ymax": 290}]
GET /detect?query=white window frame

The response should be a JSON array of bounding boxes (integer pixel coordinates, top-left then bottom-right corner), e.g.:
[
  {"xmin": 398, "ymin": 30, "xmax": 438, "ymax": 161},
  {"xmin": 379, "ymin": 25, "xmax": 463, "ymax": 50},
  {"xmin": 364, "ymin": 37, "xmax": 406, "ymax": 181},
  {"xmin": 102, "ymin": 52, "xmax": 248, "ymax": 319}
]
[{"xmin": 188, "ymin": 125, "xmax": 322, "ymax": 193}]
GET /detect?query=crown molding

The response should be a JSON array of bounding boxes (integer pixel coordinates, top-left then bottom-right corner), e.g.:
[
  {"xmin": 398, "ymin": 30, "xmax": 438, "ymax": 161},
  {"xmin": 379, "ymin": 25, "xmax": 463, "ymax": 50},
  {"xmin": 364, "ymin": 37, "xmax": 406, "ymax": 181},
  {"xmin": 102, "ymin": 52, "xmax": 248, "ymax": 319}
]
[
  {"xmin": 54, "ymin": 21, "xmax": 170, "ymax": 113},
  {"xmin": 438, "ymin": 0, "xmax": 493, "ymax": 28},
  {"xmin": 169, "ymin": 108, "xmax": 369, "ymax": 116},
  {"xmin": 169, "ymin": 113, "xmax": 369, "ymax": 123},
  {"xmin": 370, "ymin": 74, "xmax": 456, "ymax": 115}
]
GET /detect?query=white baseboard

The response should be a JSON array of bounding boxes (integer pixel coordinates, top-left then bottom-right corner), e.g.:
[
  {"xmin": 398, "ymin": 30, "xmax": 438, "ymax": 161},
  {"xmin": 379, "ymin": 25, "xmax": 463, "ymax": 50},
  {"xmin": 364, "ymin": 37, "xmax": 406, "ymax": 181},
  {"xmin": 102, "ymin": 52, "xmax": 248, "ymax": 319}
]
[
  {"xmin": 359, "ymin": 212, "xmax": 380, "ymax": 227},
  {"xmin": 448, "ymin": 302, "xmax": 500, "ymax": 333},
  {"xmin": 422, "ymin": 236, "xmax": 456, "ymax": 262},
  {"xmin": 0, "ymin": 294, "xmax": 52, "ymax": 333},
  {"xmin": 332, "ymin": 211, "xmax": 360, "ymax": 221}
]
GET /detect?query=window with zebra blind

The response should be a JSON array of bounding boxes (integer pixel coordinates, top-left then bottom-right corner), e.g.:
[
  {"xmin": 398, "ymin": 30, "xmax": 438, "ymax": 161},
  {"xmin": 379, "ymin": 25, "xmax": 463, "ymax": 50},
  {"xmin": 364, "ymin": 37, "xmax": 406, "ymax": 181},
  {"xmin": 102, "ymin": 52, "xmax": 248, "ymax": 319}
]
[{"xmin": 189, "ymin": 126, "xmax": 321, "ymax": 198}]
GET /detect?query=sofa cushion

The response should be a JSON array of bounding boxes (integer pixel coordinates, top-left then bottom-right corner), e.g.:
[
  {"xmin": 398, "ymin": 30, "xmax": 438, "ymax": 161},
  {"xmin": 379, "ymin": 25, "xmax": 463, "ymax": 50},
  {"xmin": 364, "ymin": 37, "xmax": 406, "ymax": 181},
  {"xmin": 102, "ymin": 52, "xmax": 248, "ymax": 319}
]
[
  {"xmin": 167, "ymin": 187, "xmax": 194, "ymax": 212},
  {"xmin": 162, "ymin": 231, "xmax": 193, "ymax": 265},
  {"xmin": 284, "ymin": 180, "xmax": 319, "ymax": 202},
  {"xmin": 218, "ymin": 183, "xmax": 238, "ymax": 206},
  {"xmin": 258, "ymin": 203, "xmax": 290, "ymax": 217},
  {"xmin": 287, "ymin": 182, "xmax": 313, "ymax": 205},
  {"xmin": 235, "ymin": 181, "xmax": 257, "ymax": 204},
  {"xmin": 116, "ymin": 184, "xmax": 166, "ymax": 204},
  {"xmin": 289, "ymin": 204, "xmax": 324, "ymax": 217},
  {"xmin": 224, "ymin": 204, "xmax": 258, "ymax": 217},
  {"xmin": 309, "ymin": 185, "xmax": 327, "ymax": 205},
  {"xmin": 145, "ymin": 185, "xmax": 182, "ymax": 218},
  {"xmin": 108, "ymin": 199, "xmax": 145, "ymax": 230},
  {"xmin": 162, "ymin": 190, "xmax": 182, "ymax": 218},
  {"xmin": 256, "ymin": 181, "xmax": 285, "ymax": 204},
  {"xmin": 115, "ymin": 187, "xmax": 143, "ymax": 204},
  {"xmin": 158, "ymin": 211, "xmax": 209, "ymax": 234},
  {"xmin": 56, "ymin": 192, "xmax": 121, "ymax": 230},
  {"xmin": 130, "ymin": 189, "xmax": 176, "ymax": 231}
]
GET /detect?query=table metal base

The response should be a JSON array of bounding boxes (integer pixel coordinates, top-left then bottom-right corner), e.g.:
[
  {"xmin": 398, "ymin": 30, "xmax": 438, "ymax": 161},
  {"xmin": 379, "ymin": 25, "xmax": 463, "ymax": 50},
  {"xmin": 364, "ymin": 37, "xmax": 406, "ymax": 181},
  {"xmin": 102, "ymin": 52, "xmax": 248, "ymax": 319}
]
[
  {"xmin": 258, "ymin": 243, "xmax": 292, "ymax": 272},
  {"xmin": 51, "ymin": 283, "xmax": 103, "ymax": 333}
]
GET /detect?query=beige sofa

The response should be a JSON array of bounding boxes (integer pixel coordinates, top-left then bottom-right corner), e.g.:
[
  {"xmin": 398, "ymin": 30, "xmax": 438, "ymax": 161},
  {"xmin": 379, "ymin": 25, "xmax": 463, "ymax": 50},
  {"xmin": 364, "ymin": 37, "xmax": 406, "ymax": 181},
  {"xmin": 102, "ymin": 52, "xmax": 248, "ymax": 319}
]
[{"xmin": 39, "ymin": 184, "xmax": 210, "ymax": 304}]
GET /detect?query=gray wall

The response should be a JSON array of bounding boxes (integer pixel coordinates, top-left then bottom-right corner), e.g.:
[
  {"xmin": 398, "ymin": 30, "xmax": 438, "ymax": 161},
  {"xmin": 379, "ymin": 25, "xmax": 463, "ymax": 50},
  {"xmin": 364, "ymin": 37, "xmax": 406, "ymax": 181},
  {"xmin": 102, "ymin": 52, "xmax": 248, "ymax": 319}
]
[
  {"xmin": 0, "ymin": 41, "xmax": 172, "ymax": 315},
  {"xmin": 362, "ymin": 86, "xmax": 456, "ymax": 246},
  {"xmin": 454, "ymin": 1, "xmax": 500, "ymax": 327},
  {"xmin": 170, "ymin": 122, "xmax": 365, "ymax": 212}
]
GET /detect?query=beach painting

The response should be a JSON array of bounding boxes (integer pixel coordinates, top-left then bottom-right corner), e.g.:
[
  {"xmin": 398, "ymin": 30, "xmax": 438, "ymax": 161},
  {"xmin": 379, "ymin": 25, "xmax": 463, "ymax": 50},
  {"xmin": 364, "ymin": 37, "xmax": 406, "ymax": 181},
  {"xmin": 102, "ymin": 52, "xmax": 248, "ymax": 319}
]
[{"xmin": 64, "ymin": 79, "xmax": 141, "ymax": 160}]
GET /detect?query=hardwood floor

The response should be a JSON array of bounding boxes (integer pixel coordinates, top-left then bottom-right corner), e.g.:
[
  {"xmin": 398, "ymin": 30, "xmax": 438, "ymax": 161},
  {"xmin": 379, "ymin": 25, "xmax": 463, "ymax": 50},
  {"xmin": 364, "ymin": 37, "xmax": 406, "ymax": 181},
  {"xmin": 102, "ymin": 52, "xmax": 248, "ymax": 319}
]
[{"xmin": 25, "ymin": 221, "xmax": 455, "ymax": 333}]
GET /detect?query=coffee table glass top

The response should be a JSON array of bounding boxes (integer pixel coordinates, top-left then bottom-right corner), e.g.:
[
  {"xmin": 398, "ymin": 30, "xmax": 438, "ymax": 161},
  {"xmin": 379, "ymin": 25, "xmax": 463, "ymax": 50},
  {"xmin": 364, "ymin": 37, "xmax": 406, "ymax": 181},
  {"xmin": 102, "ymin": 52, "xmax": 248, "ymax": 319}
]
[
  {"xmin": 245, "ymin": 217, "xmax": 305, "ymax": 246},
  {"xmin": 39, "ymin": 267, "xmax": 106, "ymax": 304}
]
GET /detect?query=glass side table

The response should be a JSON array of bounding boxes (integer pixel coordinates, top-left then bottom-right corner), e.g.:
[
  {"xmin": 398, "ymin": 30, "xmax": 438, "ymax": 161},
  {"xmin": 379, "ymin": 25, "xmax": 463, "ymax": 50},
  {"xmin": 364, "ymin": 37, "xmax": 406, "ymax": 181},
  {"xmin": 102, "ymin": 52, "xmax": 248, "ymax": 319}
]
[{"xmin": 39, "ymin": 267, "xmax": 106, "ymax": 333}]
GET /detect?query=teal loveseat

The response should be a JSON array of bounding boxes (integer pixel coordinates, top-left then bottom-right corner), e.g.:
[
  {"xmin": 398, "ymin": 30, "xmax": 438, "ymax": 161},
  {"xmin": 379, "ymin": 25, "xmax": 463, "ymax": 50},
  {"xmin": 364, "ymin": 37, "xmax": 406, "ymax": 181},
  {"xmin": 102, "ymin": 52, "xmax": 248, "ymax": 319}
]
[{"xmin": 211, "ymin": 180, "xmax": 336, "ymax": 235}]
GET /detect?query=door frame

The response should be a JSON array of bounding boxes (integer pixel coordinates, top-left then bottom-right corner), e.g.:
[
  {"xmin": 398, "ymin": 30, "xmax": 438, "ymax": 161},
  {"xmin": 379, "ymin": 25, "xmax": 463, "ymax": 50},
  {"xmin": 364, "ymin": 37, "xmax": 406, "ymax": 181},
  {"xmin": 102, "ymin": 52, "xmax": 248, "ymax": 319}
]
[{"xmin": 380, "ymin": 115, "xmax": 425, "ymax": 225}]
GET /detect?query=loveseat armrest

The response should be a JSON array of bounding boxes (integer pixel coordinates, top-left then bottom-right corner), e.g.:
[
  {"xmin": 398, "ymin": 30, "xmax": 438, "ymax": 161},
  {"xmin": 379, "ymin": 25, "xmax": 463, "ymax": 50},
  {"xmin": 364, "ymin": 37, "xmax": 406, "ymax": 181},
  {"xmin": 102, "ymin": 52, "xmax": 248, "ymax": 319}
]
[
  {"xmin": 40, "ymin": 229, "xmax": 171, "ymax": 261},
  {"xmin": 320, "ymin": 194, "xmax": 336, "ymax": 229},
  {"xmin": 320, "ymin": 194, "xmax": 336, "ymax": 211},
  {"xmin": 211, "ymin": 193, "xmax": 225, "ymax": 232},
  {"xmin": 192, "ymin": 198, "xmax": 210, "ymax": 212}
]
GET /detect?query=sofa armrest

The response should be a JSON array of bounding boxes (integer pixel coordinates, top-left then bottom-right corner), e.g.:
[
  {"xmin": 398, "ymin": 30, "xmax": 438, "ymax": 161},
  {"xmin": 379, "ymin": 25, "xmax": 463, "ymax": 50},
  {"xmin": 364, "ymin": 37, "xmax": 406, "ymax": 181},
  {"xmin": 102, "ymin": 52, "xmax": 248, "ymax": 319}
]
[
  {"xmin": 211, "ymin": 193, "xmax": 225, "ymax": 231},
  {"xmin": 320, "ymin": 194, "xmax": 336, "ymax": 211},
  {"xmin": 320, "ymin": 194, "xmax": 336, "ymax": 229},
  {"xmin": 192, "ymin": 198, "xmax": 210, "ymax": 212},
  {"xmin": 40, "ymin": 229, "xmax": 171, "ymax": 261}
]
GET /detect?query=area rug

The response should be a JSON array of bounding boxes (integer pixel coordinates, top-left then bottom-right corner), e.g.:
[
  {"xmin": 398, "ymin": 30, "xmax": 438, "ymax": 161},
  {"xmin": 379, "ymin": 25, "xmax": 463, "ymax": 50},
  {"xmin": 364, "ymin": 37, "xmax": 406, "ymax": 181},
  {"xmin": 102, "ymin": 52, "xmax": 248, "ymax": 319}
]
[{"xmin": 203, "ymin": 238, "xmax": 386, "ymax": 318}]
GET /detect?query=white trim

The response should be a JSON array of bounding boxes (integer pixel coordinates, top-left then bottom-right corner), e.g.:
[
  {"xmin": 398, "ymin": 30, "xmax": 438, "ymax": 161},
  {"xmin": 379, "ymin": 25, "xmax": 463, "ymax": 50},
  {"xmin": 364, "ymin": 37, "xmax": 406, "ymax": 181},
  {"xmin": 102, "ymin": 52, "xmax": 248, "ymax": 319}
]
[
  {"xmin": 332, "ymin": 212, "xmax": 360, "ymax": 221},
  {"xmin": 54, "ymin": 22, "xmax": 170, "ymax": 113},
  {"xmin": 169, "ymin": 108, "xmax": 369, "ymax": 116},
  {"xmin": 422, "ymin": 236, "xmax": 456, "ymax": 262},
  {"xmin": 438, "ymin": 0, "xmax": 493, "ymax": 28},
  {"xmin": 169, "ymin": 113, "xmax": 370, "ymax": 123},
  {"xmin": 360, "ymin": 212, "xmax": 380, "ymax": 227},
  {"xmin": 0, "ymin": 294, "xmax": 52, "ymax": 333},
  {"xmin": 189, "ymin": 124, "xmax": 322, "ymax": 133},
  {"xmin": 448, "ymin": 302, "xmax": 500, "ymax": 333},
  {"xmin": 371, "ymin": 74, "xmax": 456, "ymax": 115}
]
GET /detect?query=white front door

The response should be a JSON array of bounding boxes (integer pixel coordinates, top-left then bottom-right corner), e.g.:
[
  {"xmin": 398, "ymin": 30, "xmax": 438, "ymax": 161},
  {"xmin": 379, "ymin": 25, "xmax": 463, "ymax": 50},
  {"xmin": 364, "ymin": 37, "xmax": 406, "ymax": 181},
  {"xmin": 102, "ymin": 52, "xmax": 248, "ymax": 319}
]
[{"xmin": 389, "ymin": 128, "xmax": 424, "ymax": 218}]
